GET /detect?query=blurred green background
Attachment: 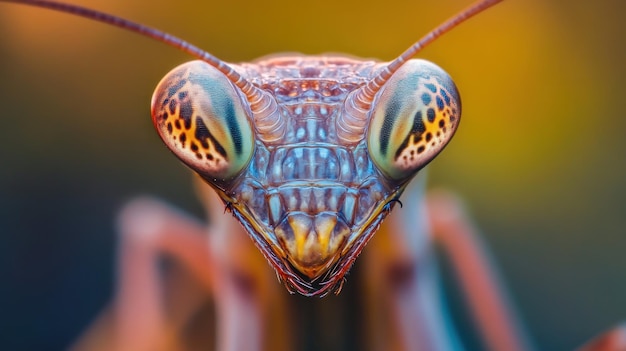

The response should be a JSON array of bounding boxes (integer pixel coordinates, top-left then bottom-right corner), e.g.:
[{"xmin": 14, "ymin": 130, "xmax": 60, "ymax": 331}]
[{"xmin": 1, "ymin": 0, "xmax": 624, "ymax": 349}]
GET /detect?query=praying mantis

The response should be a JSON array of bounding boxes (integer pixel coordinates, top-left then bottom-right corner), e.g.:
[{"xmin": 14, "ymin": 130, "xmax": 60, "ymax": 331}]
[{"xmin": 1, "ymin": 0, "xmax": 624, "ymax": 350}]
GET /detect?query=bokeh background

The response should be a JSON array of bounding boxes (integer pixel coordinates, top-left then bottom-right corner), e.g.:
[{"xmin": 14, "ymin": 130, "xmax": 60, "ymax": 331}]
[{"xmin": 1, "ymin": 0, "xmax": 624, "ymax": 350}]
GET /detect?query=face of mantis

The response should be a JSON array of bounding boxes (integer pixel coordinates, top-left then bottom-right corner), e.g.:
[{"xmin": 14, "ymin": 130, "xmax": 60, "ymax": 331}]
[
  {"xmin": 143, "ymin": 1, "xmax": 476, "ymax": 294},
  {"xmin": 0, "ymin": 0, "xmax": 499, "ymax": 297},
  {"xmin": 150, "ymin": 57, "xmax": 460, "ymax": 296}
]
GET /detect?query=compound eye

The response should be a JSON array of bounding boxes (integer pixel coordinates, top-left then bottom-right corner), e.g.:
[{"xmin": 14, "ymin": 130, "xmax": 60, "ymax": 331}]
[
  {"xmin": 367, "ymin": 59, "xmax": 461, "ymax": 180},
  {"xmin": 151, "ymin": 61, "xmax": 254, "ymax": 183}
]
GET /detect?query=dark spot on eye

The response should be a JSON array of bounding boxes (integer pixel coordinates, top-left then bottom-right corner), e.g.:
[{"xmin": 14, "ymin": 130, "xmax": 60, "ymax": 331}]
[
  {"xmin": 439, "ymin": 120, "xmax": 445, "ymax": 128},
  {"xmin": 441, "ymin": 89, "xmax": 451, "ymax": 106},
  {"xmin": 411, "ymin": 111, "xmax": 426, "ymax": 135},
  {"xmin": 427, "ymin": 108, "xmax": 436, "ymax": 123},
  {"xmin": 395, "ymin": 140, "xmax": 408, "ymax": 160},
  {"xmin": 425, "ymin": 83, "xmax": 437, "ymax": 93},
  {"xmin": 206, "ymin": 153, "xmax": 214, "ymax": 160},
  {"xmin": 380, "ymin": 98, "xmax": 401, "ymax": 156},
  {"xmin": 180, "ymin": 133, "xmax": 187, "ymax": 143},
  {"xmin": 161, "ymin": 112, "xmax": 168, "ymax": 121},
  {"xmin": 450, "ymin": 115, "xmax": 456, "ymax": 122},
  {"xmin": 175, "ymin": 120, "xmax": 181, "ymax": 130},
  {"xmin": 167, "ymin": 122, "xmax": 173, "ymax": 133},
  {"xmin": 195, "ymin": 153, "xmax": 202, "ymax": 159},
  {"xmin": 443, "ymin": 127, "xmax": 447, "ymax": 133},
  {"xmin": 188, "ymin": 73, "xmax": 244, "ymax": 155},
  {"xmin": 196, "ymin": 116, "xmax": 227, "ymax": 157},
  {"xmin": 421, "ymin": 93, "xmax": 431, "ymax": 106},
  {"xmin": 410, "ymin": 150, "xmax": 414, "ymax": 155},
  {"xmin": 178, "ymin": 91, "xmax": 188, "ymax": 100},
  {"xmin": 436, "ymin": 131, "xmax": 441, "ymax": 137},
  {"xmin": 169, "ymin": 99, "xmax": 177, "ymax": 115},
  {"xmin": 180, "ymin": 100, "xmax": 193, "ymax": 129},
  {"xmin": 436, "ymin": 96, "xmax": 444, "ymax": 111},
  {"xmin": 222, "ymin": 99, "xmax": 243, "ymax": 155},
  {"xmin": 191, "ymin": 142, "xmax": 198, "ymax": 152},
  {"xmin": 395, "ymin": 110, "xmax": 426, "ymax": 160},
  {"xmin": 426, "ymin": 133, "xmax": 432, "ymax": 142},
  {"xmin": 417, "ymin": 146, "xmax": 425, "ymax": 154},
  {"xmin": 162, "ymin": 98, "xmax": 169, "ymax": 108},
  {"xmin": 167, "ymin": 79, "xmax": 186, "ymax": 99}
]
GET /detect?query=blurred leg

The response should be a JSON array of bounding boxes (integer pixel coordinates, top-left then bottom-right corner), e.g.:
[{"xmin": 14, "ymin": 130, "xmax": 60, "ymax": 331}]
[
  {"xmin": 112, "ymin": 189, "xmax": 277, "ymax": 351},
  {"xmin": 577, "ymin": 323, "xmax": 626, "ymax": 351},
  {"xmin": 195, "ymin": 184, "xmax": 267, "ymax": 351},
  {"xmin": 363, "ymin": 176, "xmax": 464, "ymax": 351},
  {"xmin": 188, "ymin": 180, "xmax": 291, "ymax": 351},
  {"xmin": 427, "ymin": 189, "xmax": 534, "ymax": 351},
  {"xmin": 71, "ymin": 180, "xmax": 293, "ymax": 351},
  {"xmin": 114, "ymin": 197, "xmax": 217, "ymax": 351}
]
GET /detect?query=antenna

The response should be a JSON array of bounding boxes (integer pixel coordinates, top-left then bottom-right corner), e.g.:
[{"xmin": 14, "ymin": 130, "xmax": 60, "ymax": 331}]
[
  {"xmin": 336, "ymin": 0, "xmax": 504, "ymax": 144},
  {"xmin": 355, "ymin": 0, "xmax": 504, "ymax": 109},
  {"xmin": 0, "ymin": 0, "xmax": 275, "ymax": 115}
]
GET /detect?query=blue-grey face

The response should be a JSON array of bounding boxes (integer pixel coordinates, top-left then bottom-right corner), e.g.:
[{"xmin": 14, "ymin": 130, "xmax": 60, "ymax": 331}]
[{"xmin": 151, "ymin": 57, "xmax": 460, "ymax": 296}]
